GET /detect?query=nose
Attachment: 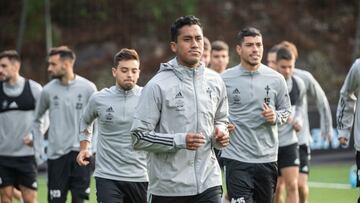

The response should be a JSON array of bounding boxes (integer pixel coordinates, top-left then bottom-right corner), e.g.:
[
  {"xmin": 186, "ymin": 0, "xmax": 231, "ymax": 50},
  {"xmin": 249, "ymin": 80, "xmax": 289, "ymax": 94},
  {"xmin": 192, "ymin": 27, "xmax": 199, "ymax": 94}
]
[{"xmin": 191, "ymin": 39, "xmax": 199, "ymax": 48}]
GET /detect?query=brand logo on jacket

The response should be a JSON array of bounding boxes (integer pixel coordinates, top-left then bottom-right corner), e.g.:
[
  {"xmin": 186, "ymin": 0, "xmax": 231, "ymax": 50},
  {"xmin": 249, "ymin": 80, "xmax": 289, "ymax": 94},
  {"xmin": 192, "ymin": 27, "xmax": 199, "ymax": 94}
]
[{"xmin": 175, "ymin": 91, "xmax": 184, "ymax": 111}]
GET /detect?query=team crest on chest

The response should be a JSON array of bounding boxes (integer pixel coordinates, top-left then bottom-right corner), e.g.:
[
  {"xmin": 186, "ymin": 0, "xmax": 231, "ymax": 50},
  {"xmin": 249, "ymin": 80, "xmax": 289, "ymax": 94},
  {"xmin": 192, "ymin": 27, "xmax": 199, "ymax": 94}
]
[
  {"xmin": 76, "ymin": 94, "xmax": 83, "ymax": 110},
  {"xmin": 232, "ymin": 88, "xmax": 240, "ymax": 104},
  {"xmin": 264, "ymin": 85, "xmax": 271, "ymax": 105}
]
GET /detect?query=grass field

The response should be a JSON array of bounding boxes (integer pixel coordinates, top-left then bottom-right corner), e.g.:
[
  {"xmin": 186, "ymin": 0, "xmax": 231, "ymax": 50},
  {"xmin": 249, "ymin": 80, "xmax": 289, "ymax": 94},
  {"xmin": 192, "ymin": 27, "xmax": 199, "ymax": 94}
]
[{"xmin": 26, "ymin": 163, "xmax": 359, "ymax": 203}]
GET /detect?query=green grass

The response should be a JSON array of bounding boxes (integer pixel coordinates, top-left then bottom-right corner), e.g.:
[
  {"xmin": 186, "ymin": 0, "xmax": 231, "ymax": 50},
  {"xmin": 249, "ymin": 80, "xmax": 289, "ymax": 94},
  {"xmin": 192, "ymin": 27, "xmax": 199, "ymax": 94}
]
[
  {"xmin": 30, "ymin": 164, "xmax": 359, "ymax": 203},
  {"xmin": 308, "ymin": 164, "xmax": 359, "ymax": 203}
]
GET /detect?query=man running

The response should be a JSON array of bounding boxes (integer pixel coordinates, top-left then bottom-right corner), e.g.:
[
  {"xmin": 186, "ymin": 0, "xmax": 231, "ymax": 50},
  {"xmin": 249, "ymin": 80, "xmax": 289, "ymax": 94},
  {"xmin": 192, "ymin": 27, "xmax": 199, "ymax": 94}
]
[
  {"xmin": 33, "ymin": 46, "xmax": 97, "ymax": 203},
  {"xmin": 131, "ymin": 15, "xmax": 230, "ymax": 203},
  {"xmin": 77, "ymin": 48, "xmax": 148, "ymax": 203}
]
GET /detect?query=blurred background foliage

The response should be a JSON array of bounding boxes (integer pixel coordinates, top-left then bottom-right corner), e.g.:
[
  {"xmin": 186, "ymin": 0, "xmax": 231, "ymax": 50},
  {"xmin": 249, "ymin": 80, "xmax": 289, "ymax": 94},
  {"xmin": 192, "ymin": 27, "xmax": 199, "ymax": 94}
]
[{"xmin": 0, "ymin": 0, "xmax": 359, "ymax": 105}]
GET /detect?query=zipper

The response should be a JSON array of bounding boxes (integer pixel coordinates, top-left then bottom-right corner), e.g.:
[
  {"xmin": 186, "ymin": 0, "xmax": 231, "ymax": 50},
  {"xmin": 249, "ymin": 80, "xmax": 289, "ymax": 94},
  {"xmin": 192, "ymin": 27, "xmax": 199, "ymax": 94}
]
[
  {"xmin": 123, "ymin": 90, "xmax": 128, "ymax": 119},
  {"xmin": 192, "ymin": 68, "xmax": 199, "ymax": 193}
]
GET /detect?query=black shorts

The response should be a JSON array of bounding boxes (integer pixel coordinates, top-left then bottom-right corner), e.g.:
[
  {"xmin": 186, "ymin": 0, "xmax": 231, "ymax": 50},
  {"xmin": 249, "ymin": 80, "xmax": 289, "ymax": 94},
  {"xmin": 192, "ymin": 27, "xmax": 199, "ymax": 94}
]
[
  {"xmin": 149, "ymin": 186, "xmax": 221, "ymax": 203},
  {"xmin": 299, "ymin": 144, "xmax": 311, "ymax": 174},
  {"xmin": 223, "ymin": 158, "xmax": 277, "ymax": 203},
  {"xmin": 47, "ymin": 151, "xmax": 92, "ymax": 203},
  {"xmin": 356, "ymin": 151, "xmax": 360, "ymax": 187},
  {"xmin": 0, "ymin": 155, "xmax": 37, "ymax": 190},
  {"xmin": 95, "ymin": 177, "xmax": 148, "ymax": 203},
  {"xmin": 278, "ymin": 143, "xmax": 300, "ymax": 174}
]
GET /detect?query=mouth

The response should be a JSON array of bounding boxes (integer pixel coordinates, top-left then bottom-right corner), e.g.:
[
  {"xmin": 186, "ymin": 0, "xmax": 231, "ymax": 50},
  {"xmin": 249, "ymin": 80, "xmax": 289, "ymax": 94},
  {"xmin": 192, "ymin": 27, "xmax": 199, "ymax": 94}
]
[{"xmin": 189, "ymin": 50, "xmax": 201, "ymax": 56}]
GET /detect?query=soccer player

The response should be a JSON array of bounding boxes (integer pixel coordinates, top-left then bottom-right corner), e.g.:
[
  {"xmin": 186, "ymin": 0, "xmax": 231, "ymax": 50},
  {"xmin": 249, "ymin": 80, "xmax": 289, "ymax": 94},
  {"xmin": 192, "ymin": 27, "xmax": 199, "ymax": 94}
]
[
  {"xmin": 209, "ymin": 40, "xmax": 229, "ymax": 74},
  {"xmin": 76, "ymin": 48, "xmax": 148, "ymax": 203},
  {"xmin": 0, "ymin": 50, "xmax": 46, "ymax": 203},
  {"xmin": 33, "ymin": 46, "xmax": 97, "ymax": 203},
  {"xmin": 221, "ymin": 27, "xmax": 291, "ymax": 203},
  {"xmin": 274, "ymin": 47, "xmax": 306, "ymax": 203},
  {"xmin": 337, "ymin": 58, "xmax": 360, "ymax": 203},
  {"xmin": 268, "ymin": 41, "xmax": 333, "ymax": 203},
  {"xmin": 201, "ymin": 36, "xmax": 211, "ymax": 67},
  {"xmin": 131, "ymin": 15, "xmax": 230, "ymax": 203}
]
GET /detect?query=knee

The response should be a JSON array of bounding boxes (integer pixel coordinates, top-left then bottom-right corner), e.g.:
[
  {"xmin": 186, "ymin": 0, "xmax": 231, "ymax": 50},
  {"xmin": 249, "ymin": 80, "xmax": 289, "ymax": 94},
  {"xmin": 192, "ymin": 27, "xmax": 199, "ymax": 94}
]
[
  {"xmin": 286, "ymin": 180, "xmax": 299, "ymax": 192},
  {"xmin": 22, "ymin": 194, "xmax": 36, "ymax": 203}
]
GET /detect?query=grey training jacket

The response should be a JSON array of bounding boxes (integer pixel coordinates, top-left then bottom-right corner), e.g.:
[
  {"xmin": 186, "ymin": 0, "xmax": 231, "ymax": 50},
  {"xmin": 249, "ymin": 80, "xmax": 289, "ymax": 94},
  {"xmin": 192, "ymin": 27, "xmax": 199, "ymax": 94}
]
[
  {"xmin": 79, "ymin": 85, "xmax": 148, "ymax": 182},
  {"xmin": 33, "ymin": 75, "xmax": 97, "ymax": 160},
  {"xmin": 221, "ymin": 64, "xmax": 291, "ymax": 163},
  {"xmin": 130, "ymin": 58, "xmax": 229, "ymax": 196},
  {"xmin": 337, "ymin": 59, "xmax": 360, "ymax": 151},
  {"xmin": 278, "ymin": 75, "xmax": 306, "ymax": 147},
  {"xmin": 0, "ymin": 77, "xmax": 46, "ymax": 156},
  {"xmin": 294, "ymin": 68, "xmax": 333, "ymax": 145}
]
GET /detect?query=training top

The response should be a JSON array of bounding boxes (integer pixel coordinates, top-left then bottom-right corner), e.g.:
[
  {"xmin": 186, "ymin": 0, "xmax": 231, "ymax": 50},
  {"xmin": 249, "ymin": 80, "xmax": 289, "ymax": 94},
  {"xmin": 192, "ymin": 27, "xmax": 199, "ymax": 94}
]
[
  {"xmin": 0, "ymin": 76, "xmax": 46, "ymax": 156},
  {"xmin": 33, "ymin": 75, "xmax": 97, "ymax": 160},
  {"xmin": 294, "ymin": 68, "xmax": 333, "ymax": 145},
  {"xmin": 337, "ymin": 59, "xmax": 360, "ymax": 151},
  {"xmin": 278, "ymin": 75, "xmax": 306, "ymax": 147},
  {"xmin": 131, "ymin": 58, "xmax": 229, "ymax": 196},
  {"xmin": 221, "ymin": 64, "xmax": 291, "ymax": 163},
  {"xmin": 79, "ymin": 85, "xmax": 148, "ymax": 182}
]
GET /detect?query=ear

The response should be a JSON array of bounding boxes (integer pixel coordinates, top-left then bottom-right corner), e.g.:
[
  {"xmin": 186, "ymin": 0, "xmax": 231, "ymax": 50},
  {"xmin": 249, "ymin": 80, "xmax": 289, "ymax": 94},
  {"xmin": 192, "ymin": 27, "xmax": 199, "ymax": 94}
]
[
  {"xmin": 63, "ymin": 60, "xmax": 71, "ymax": 69},
  {"xmin": 236, "ymin": 44, "xmax": 242, "ymax": 56},
  {"xmin": 112, "ymin": 67, "xmax": 117, "ymax": 77},
  {"xmin": 170, "ymin": 42, "xmax": 177, "ymax": 53}
]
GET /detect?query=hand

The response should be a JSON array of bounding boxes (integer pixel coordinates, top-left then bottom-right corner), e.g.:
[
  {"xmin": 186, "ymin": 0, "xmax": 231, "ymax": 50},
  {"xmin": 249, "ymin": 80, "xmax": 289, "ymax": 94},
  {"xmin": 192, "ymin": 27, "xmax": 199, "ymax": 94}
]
[
  {"xmin": 227, "ymin": 123, "xmax": 235, "ymax": 133},
  {"xmin": 76, "ymin": 149, "xmax": 91, "ymax": 166},
  {"xmin": 261, "ymin": 103, "xmax": 276, "ymax": 124},
  {"xmin": 214, "ymin": 127, "xmax": 230, "ymax": 148},
  {"xmin": 23, "ymin": 134, "xmax": 33, "ymax": 147},
  {"xmin": 292, "ymin": 121, "xmax": 302, "ymax": 132},
  {"xmin": 186, "ymin": 132, "xmax": 206, "ymax": 150},
  {"xmin": 338, "ymin": 137, "xmax": 348, "ymax": 146}
]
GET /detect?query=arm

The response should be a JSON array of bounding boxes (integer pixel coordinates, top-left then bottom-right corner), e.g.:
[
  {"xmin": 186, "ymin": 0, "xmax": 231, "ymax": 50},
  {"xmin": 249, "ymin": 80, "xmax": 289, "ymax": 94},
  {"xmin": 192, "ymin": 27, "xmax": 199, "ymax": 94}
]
[
  {"xmin": 32, "ymin": 89, "xmax": 50, "ymax": 164},
  {"xmin": 275, "ymin": 77, "xmax": 292, "ymax": 125},
  {"xmin": 306, "ymin": 72, "xmax": 333, "ymax": 140},
  {"xmin": 131, "ymin": 83, "xmax": 188, "ymax": 153},
  {"xmin": 212, "ymin": 80, "xmax": 230, "ymax": 149},
  {"xmin": 336, "ymin": 60, "xmax": 360, "ymax": 145},
  {"xmin": 292, "ymin": 80, "xmax": 306, "ymax": 132},
  {"xmin": 77, "ymin": 94, "xmax": 98, "ymax": 166}
]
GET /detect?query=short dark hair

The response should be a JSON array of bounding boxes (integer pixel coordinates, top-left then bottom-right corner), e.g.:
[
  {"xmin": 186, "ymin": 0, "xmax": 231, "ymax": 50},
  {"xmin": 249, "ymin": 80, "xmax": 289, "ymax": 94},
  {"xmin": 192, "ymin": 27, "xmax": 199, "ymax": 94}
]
[
  {"xmin": 0, "ymin": 50, "xmax": 21, "ymax": 63},
  {"xmin": 211, "ymin": 40, "xmax": 229, "ymax": 52},
  {"xmin": 48, "ymin": 46, "xmax": 76, "ymax": 61},
  {"xmin": 279, "ymin": 41, "xmax": 298, "ymax": 59},
  {"xmin": 237, "ymin": 27, "xmax": 262, "ymax": 44},
  {"xmin": 170, "ymin": 15, "xmax": 202, "ymax": 42},
  {"xmin": 113, "ymin": 48, "xmax": 140, "ymax": 67},
  {"xmin": 276, "ymin": 47, "xmax": 293, "ymax": 61}
]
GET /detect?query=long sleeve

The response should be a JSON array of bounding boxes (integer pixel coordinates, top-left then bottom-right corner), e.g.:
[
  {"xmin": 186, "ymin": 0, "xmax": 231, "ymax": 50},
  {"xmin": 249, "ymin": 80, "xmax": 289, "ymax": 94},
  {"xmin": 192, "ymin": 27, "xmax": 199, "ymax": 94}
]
[
  {"xmin": 337, "ymin": 60, "xmax": 360, "ymax": 140},
  {"xmin": 275, "ymin": 77, "xmax": 292, "ymax": 125},
  {"xmin": 307, "ymin": 73, "xmax": 333, "ymax": 139},
  {"xmin": 79, "ymin": 94, "xmax": 98, "ymax": 143},
  {"xmin": 131, "ymin": 83, "xmax": 186, "ymax": 153},
  {"xmin": 32, "ymin": 89, "xmax": 50, "ymax": 164},
  {"xmin": 213, "ymin": 80, "xmax": 229, "ymax": 149}
]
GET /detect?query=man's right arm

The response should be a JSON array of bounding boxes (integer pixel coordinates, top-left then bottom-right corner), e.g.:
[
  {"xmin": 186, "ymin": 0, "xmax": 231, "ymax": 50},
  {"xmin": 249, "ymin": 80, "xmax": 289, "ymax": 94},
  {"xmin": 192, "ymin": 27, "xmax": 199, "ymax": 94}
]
[
  {"xmin": 337, "ymin": 60, "xmax": 360, "ymax": 145},
  {"xmin": 275, "ymin": 77, "xmax": 292, "ymax": 125},
  {"xmin": 131, "ymin": 83, "xmax": 191, "ymax": 153},
  {"xmin": 32, "ymin": 89, "xmax": 50, "ymax": 164},
  {"xmin": 304, "ymin": 71, "xmax": 333, "ymax": 140}
]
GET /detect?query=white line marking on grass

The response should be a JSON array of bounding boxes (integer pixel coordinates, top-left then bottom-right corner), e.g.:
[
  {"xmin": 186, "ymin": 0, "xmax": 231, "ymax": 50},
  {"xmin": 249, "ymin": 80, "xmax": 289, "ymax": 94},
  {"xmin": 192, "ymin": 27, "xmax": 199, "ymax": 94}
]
[{"xmin": 309, "ymin": 181, "xmax": 352, "ymax": 189}]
